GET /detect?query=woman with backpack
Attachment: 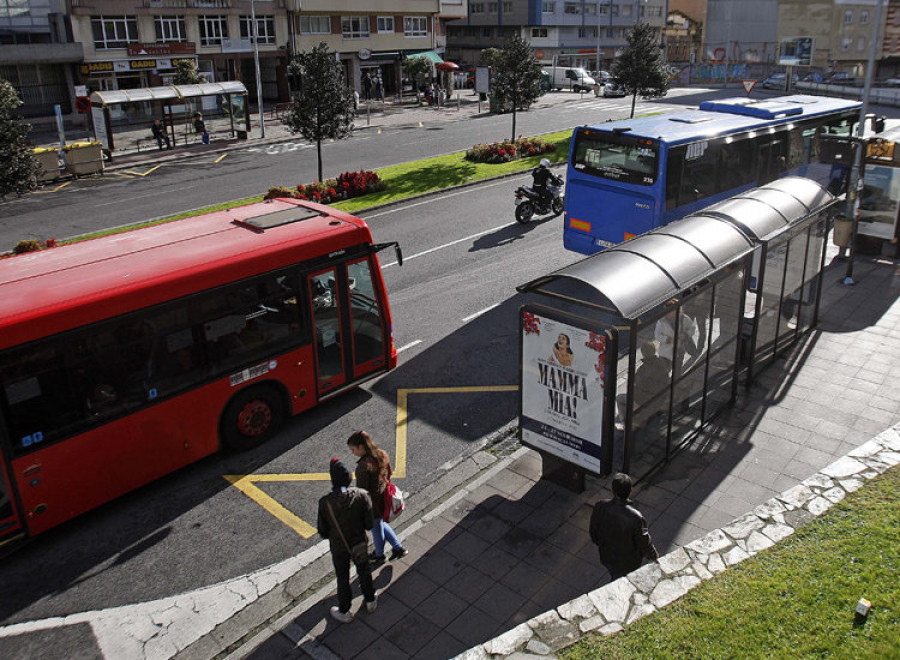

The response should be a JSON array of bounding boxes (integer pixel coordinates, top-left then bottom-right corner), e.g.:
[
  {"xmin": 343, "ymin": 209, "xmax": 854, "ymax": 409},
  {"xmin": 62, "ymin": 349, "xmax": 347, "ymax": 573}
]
[{"xmin": 347, "ymin": 430, "xmax": 407, "ymax": 566}]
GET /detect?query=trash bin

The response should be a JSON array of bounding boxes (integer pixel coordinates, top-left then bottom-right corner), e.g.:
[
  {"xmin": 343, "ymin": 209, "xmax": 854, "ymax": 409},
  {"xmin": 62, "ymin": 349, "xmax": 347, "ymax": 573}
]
[
  {"xmin": 237, "ymin": 130, "xmax": 248, "ymax": 140},
  {"xmin": 33, "ymin": 147, "xmax": 61, "ymax": 182},
  {"xmin": 64, "ymin": 141, "xmax": 104, "ymax": 177},
  {"xmin": 832, "ymin": 214, "xmax": 853, "ymax": 247}
]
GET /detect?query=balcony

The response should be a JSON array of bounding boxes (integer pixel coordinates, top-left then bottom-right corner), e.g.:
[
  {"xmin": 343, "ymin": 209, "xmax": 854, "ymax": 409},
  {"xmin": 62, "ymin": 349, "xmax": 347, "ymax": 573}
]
[{"xmin": 142, "ymin": 0, "xmax": 232, "ymax": 8}]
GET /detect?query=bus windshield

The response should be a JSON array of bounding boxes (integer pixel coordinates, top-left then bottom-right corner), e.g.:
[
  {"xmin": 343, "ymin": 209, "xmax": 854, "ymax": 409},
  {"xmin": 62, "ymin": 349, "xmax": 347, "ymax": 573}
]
[{"xmin": 571, "ymin": 130, "xmax": 659, "ymax": 186}]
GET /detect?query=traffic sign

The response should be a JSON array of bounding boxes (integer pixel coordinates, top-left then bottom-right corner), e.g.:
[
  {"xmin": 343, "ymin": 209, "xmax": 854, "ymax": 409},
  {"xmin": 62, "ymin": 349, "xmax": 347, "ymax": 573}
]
[
  {"xmin": 741, "ymin": 79, "xmax": 757, "ymax": 95},
  {"xmin": 75, "ymin": 96, "xmax": 91, "ymax": 113}
]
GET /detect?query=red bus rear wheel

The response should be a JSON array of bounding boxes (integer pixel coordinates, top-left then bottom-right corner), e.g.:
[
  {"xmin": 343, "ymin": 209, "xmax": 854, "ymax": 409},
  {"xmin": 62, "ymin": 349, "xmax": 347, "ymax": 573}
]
[{"xmin": 221, "ymin": 386, "xmax": 285, "ymax": 451}]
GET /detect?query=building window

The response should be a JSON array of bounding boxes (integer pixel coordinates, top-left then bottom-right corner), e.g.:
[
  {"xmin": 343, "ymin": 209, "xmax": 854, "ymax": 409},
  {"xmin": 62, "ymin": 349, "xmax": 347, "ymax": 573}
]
[
  {"xmin": 841, "ymin": 37, "xmax": 851, "ymax": 52},
  {"xmin": 482, "ymin": 27, "xmax": 492, "ymax": 38},
  {"xmin": 844, "ymin": 9, "xmax": 853, "ymax": 24},
  {"xmin": 377, "ymin": 16, "xmax": 394, "ymax": 33},
  {"xmin": 583, "ymin": 3, "xmax": 596, "ymax": 16},
  {"xmin": 300, "ymin": 15, "xmax": 330, "ymax": 35},
  {"xmin": 542, "ymin": 1, "xmax": 555, "ymax": 11},
  {"xmin": 471, "ymin": 2, "xmax": 484, "ymax": 13},
  {"xmin": 860, "ymin": 10, "xmax": 869, "ymax": 24},
  {"xmin": 488, "ymin": 2, "xmax": 498, "ymax": 12},
  {"xmin": 240, "ymin": 16, "xmax": 275, "ymax": 44},
  {"xmin": 341, "ymin": 16, "xmax": 370, "ymax": 39},
  {"xmin": 646, "ymin": 6, "xmax": 662, "ymax": 17},
  {"xmin": 564, "ymin": 2, "xmax": 581, "ymax": 14},
  {"xmin": 599, "ymin": 4, "xmax": 619, "ymax": 15},
  {"xmin": 91, "ymin": 15, "xmax": 138, "ymax": 50},
  {"xmin": 154, "ymin": 16, "xmax": 186, "ymax": 43},
  {"xmin": 198, "ymin": 15, "xmax": 228, "ymax": 46},
  {"xmin": 857, "ymin": 36, "xmax": 866, "ymax": 52},
  {"xmin": 532, "ymin": 27, "xmax": 548, "ymax": 38},
  {"xmin": 503, "ymin": 1, "xmax": 512, "ymax": 11},
  {"xmin": 404, "ymin": 16, "xmax": 427, "ymax": 37}
]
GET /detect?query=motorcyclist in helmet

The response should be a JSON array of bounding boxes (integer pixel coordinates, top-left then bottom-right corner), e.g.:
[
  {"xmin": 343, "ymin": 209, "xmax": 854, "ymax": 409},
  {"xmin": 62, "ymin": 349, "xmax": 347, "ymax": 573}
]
[{"xmin": 531, "ymin": 158, "xmax": 562, "ymax": 207}]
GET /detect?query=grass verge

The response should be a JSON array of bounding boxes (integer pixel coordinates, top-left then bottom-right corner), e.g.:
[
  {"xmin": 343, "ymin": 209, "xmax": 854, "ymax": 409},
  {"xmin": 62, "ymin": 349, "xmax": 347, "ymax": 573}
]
[
  {"xmin": 561, "ymin": 464, "xmax": 900, "ymax": 660},
  {"xmin": 30, "ymin": 129, "xmax": 572, "ymax": 249}
]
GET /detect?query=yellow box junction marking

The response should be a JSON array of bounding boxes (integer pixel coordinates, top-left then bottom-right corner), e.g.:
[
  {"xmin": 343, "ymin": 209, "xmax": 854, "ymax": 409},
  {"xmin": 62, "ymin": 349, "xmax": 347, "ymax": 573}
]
[{"xmin": 224, "ymin": 385, "xmax": 518, "ymax": 536}]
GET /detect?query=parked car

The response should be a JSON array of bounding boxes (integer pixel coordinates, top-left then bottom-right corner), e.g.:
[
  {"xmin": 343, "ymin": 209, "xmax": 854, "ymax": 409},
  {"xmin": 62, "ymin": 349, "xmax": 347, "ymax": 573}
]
[
  {"xmin": 798, "ymin": 72, "xmax": 823, "ymax": 83},
  {"xmin": 881, "ymin": 78, "xmax": 900, "ymax": 88},
  {"xmin": 824, "ymin": 72, "xmax": 856, "ymax": 85},
  {"xmin": 762, "ymin": 72, "xmax": 787, "ymax": 89},
  {"xmin": 595, "ymin": 72, "xmax": 626, "ymax": 97},
  {"xmin": 543, "ymin": 66, "xmax": 596, "ymax": 92}
]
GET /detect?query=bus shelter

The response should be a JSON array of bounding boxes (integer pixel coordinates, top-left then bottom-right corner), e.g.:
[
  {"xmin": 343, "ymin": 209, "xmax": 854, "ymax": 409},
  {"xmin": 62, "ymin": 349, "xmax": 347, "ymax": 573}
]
[
  {"xmin": 89, "ymin": 81, "xmax": 249, "ymax": 154},
  {"xmin": 517, "ymin": 177, "xmax": 838, "ymax": 483}
]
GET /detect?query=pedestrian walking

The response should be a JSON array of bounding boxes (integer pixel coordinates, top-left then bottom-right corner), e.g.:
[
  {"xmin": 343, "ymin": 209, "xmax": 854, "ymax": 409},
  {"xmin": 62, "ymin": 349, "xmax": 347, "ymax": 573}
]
[
  {"xmin": 362, "ymin": 71, "xmax": 372, "ymax": 101},
  {"xmin": 193, "ymin": 112, "xmax": 209, "ymax": 145},
  {"xmin": 317, "ymin": 458, "xmax": 377, "ymax": 623},
  {"xmin": 374, "ymin": 75, "xmax": 384, "ymax": 102},
  {"xmin": 347, "ymin": 430, "xmax": 407, "ymax": 566},
  {"xmin": 150, "ymin": 119, "xmax": 171, "ymax": 151},
  {"xmin": 588, "ymin": 473, "xmax": 659, "ymax": 581}
]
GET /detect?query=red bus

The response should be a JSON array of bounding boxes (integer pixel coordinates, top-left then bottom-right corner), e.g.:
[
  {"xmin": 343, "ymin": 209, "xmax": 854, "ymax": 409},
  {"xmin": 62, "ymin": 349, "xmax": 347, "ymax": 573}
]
[{"xmin": 0, "ymin": 198, "xmax": 401, "ymax": 550}]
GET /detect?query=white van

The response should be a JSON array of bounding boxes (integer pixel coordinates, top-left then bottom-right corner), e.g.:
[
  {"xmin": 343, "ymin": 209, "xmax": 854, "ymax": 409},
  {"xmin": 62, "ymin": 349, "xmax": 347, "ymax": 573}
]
[{"xmin": 543, "ymin": 67, "xmax": 596, "ymax": 92}]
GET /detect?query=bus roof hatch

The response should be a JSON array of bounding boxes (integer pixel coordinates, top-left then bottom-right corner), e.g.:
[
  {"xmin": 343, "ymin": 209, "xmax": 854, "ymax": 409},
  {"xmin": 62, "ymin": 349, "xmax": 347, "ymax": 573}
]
[
  {"xmin": 699, "ymin": 97, "xmax": 804, "ymax": 119},
  {"xmin": 232, "ymin": 206, "xmax": 323, "ymax": 232}
]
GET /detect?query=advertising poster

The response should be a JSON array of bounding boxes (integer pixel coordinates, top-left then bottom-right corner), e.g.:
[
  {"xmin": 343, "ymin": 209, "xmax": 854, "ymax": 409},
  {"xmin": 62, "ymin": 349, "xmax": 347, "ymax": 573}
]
[
  {"xmin": 520, "ymin": 309, "xmax": 607, "ymax": 473},
  {"xmin": 859, "ymin": 166, "xmax": 900, "ymax": 239}
]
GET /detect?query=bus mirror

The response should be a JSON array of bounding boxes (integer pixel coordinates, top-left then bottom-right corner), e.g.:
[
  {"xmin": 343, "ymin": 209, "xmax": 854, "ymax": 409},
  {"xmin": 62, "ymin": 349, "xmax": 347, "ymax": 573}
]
[{"xmin": 373, "ymin": 241, "xmax": 403, "ymax": 266}]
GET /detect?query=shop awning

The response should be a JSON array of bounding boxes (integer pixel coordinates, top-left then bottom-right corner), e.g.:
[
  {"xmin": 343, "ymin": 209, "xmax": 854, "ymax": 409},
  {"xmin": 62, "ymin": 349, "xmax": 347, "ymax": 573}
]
[
  {"xmin": 89, "ymin": 81, "xmax": 247, "ymax": 107},
  {"xmin": 406, "ymin": 50, "xmax": 444, "ymax": 64}
]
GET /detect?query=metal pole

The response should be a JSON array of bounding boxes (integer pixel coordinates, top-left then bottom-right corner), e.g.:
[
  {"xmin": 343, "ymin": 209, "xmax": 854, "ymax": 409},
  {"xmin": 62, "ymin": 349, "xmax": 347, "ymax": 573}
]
[
  {"xmin": 842, "ymin": 0, "xmax": 885, "ymax": 286},
  {"xmin": 250, "ymin": 0, "xmax": 266, "ymax": 138}
]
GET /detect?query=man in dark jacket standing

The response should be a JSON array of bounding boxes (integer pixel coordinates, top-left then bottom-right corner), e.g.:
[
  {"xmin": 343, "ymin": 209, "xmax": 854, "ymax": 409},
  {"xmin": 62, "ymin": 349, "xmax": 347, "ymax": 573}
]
[
  {"xmin": 317, "ymin": 458, "xmax": 377, "ymax": 622},
  {"xmin": 589, "ymin": 473, "xmax": 659, "ymax": 580}
]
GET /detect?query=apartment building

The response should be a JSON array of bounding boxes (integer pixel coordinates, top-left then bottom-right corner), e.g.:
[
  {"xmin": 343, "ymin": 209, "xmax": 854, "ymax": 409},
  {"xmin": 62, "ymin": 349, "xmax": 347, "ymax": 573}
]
[
  {"xmin": 447, "ymin": 0, "xmax": 666, "ymax": 70},
  {"xmin": 0, "ymin": 0, "xmax": 82, "ymax": 116}
]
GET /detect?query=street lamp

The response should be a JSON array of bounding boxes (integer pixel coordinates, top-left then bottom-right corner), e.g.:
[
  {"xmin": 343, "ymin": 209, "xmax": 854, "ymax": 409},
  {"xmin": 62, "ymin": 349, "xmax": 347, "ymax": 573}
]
[{"xmin": 250, "ymin": 0, "xmax": 265, "ymax": 138}]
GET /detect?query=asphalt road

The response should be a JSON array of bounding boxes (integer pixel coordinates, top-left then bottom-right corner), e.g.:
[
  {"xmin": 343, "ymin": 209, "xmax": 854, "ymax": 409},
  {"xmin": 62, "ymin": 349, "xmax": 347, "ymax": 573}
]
[{"xmin": 0, "ymin": 88, "xmax": 716, "ymax": 249}]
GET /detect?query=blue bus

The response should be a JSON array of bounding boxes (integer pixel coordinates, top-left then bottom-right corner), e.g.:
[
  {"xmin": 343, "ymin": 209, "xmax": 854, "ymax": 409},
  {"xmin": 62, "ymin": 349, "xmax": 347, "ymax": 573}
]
[{"xmin": 563, "ymin": 95, "xmax": 862, "ymax": 255}]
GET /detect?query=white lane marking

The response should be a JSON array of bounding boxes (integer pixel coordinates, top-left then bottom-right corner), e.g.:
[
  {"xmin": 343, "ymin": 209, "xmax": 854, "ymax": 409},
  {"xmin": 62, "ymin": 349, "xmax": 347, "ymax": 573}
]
[
  {"xmin": 462, "ymin": 302, "xmax": 502, "ymax": 323},
  {"xmin": 380, "ymin": 222, "xmax": 514, "ymax": 269},
  {"xmin": 397, "ymin": 340, "xmax": 422, "ymax": 353}
]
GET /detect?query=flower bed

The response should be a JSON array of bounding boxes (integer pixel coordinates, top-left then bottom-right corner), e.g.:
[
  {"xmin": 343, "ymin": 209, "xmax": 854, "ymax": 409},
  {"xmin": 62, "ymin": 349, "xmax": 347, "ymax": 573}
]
[
  {"xmin": 265, "ymin": 170, "xmax": 386, "ymax": 205},
  {"xmin": 464, "ymin": 137, "xmax": 556, "ymax": 164}
]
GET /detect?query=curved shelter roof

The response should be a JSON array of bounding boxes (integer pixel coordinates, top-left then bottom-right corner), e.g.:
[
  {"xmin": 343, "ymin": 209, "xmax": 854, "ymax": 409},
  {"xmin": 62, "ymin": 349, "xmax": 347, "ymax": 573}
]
[
  {"xmin": 90, "ymin": 81, "xmax": 247, "ymax": 107},
  {"xmin": 518, "ymin": 177, "xmax": 833, "ymax": 320}
]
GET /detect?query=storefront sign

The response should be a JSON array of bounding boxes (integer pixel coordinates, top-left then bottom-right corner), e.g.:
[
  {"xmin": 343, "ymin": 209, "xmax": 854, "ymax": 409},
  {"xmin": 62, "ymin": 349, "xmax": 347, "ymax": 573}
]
[
  {"xmin": 359, "ymin": 48, "xmax": 372, "ymax": 60},
  {"xmin": 80, "ymin": 61, "xmax": 114, "ymax": 75},
  {"xmin": 81, "ymin": 57, "xmax": 196, "ymax": 75},
  {"xmin": 127, "ymin": 42, "xmax": 196, "ymax": 56},
  {"xmin": 520, "ymin": 309, "xmax": 607, "ymax": 473}
]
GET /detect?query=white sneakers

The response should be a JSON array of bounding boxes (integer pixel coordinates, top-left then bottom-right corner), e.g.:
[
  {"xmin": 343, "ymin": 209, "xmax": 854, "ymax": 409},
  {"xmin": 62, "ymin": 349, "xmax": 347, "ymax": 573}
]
[
  {"xmin": 330, "ymin": 597, "xmax": 378, "ymax": 623},
  {"xmin": 329, "ymin": 606, "xmax": 353, "ymax": 623}
]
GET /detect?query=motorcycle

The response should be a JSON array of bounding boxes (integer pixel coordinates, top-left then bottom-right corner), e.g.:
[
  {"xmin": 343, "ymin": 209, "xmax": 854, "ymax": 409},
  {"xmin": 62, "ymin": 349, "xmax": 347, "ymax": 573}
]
[{"xmin": 514, "ymin": 178, "xmax": 564, "ymax": 223}]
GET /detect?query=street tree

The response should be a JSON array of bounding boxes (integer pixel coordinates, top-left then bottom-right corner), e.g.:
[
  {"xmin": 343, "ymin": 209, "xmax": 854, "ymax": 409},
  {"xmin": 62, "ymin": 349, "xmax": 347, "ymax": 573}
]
[
  {"xmin": 0, "ymin": 79, "xmax": 40, "ymax": 200},
  {"xmin": 402, "ymin": 55, "xmax": 431, "ymax": 105},
  {"xmin": 490, "ymin": 34, "xmax": 544, "ymax": 142},
  {"xmin": 173, "ymin": 60, "xmax": 206, "ymax": 85},
  {"xmin": 478, "ymin": 48, "xmax": 500, "ymax": 68},
  {"xmin": 283, "ymin": 42, "xmax": 357, "ymax": 182},
  {"xmin": 612, "ymin": 22, "xmax": 669, "ymax": 118}
]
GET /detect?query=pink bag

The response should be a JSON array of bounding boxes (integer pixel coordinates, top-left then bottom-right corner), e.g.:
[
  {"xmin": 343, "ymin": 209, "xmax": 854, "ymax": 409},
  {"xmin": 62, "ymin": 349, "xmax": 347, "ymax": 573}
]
[{"xmin": 383, "ymin": 480, "xmax": 405, "ymax": 523}]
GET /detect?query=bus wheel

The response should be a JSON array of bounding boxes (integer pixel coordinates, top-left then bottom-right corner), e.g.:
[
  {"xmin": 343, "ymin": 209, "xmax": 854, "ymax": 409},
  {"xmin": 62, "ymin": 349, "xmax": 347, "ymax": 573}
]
[{"xmin": 221, "ymin": 386, "xmax": 285, "ymax": 451}]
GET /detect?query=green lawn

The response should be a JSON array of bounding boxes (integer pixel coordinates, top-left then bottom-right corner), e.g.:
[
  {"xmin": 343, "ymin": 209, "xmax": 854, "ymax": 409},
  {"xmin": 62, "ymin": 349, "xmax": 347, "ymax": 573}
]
[
  {"xmin": 562, "ymin": 464, "xmax": 900, "ymax": 660},
  {"xmin": 34, "ymin": 129, "xmax": 572, "ymax": 248}
]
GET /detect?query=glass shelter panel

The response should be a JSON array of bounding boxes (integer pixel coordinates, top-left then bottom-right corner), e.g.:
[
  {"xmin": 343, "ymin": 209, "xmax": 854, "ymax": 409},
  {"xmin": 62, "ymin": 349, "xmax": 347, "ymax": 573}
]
[
  {"xmin": 798, "ymin": 220, "xmax": 827, "ymax": 332},
  {"xmin": 755, "ymin": 241, "xmax": 787, "ymax": 368},
  {"xmin": 706, "ymin": 269, "xmax": 743, "ymax": 419},
  {"xmin": 628, "ymin": 320, "xmax": 673, "ymax": 474},
  {"xmin": 777, "ymin": 230, "xmax": 810, "ymax": 352},
  {"xmin": 671, "ymin": 290, "xmax": 713, "ymax": 437}
]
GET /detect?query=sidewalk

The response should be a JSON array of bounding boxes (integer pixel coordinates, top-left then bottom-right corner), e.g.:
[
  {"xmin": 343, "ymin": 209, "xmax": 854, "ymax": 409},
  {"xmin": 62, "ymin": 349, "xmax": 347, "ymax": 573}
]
[
  {"xmin": 30, "ymin": 91, "xmax": 507, "ymax": 175},
  {"xmin": 216, "ymin": 243, "xmax": 900, "ymax": 660}
]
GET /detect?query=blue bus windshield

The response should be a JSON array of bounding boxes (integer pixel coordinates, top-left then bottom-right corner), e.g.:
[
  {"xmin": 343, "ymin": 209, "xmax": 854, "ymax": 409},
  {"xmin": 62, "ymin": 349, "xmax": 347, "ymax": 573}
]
[{"xmin": 572, "ymin": 130, "xmax": 659, "ymax": 186}]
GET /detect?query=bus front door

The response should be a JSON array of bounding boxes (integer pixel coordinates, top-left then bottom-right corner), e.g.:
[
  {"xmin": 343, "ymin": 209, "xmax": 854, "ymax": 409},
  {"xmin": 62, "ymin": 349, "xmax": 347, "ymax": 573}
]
[
  {"xmin": 0, "ymin": 449, "xmax": 24, "ymax": 548},
  {"xmin": 309, "ymin": 268, "xmax": 347, "ymax": 395}
]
